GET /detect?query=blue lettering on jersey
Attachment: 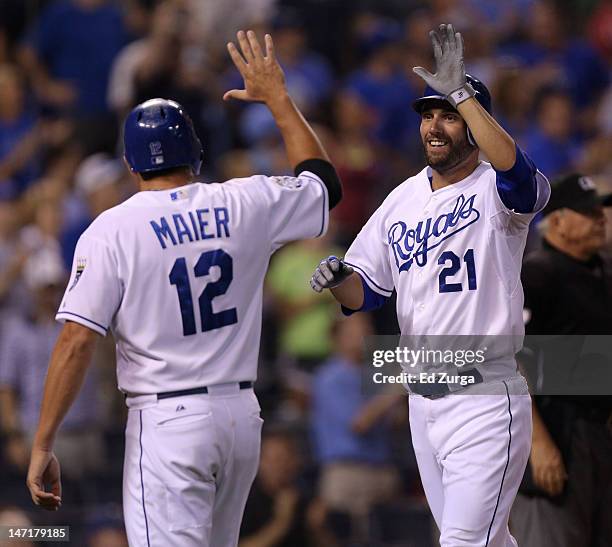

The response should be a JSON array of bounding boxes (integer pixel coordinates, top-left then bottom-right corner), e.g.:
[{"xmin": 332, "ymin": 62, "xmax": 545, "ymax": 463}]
[
  {"xmin": 214, "ymin": 207, "xmax": 230, "ymax": 237},
  {"xmin": 388, "ymin": 193, "xmax": 480, "ymax": 273},
  {"xmin": 150, "ymin": 209, "xmax": 231, "ymax": 249},
  {"xmin": 150, "ymin": 217, "xmax": 177, "ymax": 249},
  {"xmin": 197, "ymin": 208, "xmax": 214, "ymax": 239},
  {"xmin": 173, "ymin": 213, "xmax": 194, "ymax": 244}
]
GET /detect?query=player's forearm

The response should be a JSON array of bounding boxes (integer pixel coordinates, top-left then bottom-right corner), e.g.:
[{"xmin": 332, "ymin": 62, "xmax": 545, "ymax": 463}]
[
  {"xmin": 32, "ymin": 323, "xmax": 97, "ymax": 449},
  {"xmin": 531, "ymin": 401, "xmax": 555, "ymax": 447},
  {"xmin": 457, "ymin": 98, "xmax": 516, "ymax": 171},
  {"xmin": 330, "ymin": 273, "xmax": 364, "ymax": 310},
  {"xmin": 267, "ymin": 93, "xmax": 329, "ymax": 169}
]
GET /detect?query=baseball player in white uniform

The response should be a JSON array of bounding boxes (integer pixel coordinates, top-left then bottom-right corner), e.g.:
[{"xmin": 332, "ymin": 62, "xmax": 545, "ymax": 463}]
[
  {"xmin": 26, "ymin": 31, "xmax": 342, "ymax": 547},
  {"xmin": 311, "ymin": 25, "xmax": 550, "ymax": 546}
]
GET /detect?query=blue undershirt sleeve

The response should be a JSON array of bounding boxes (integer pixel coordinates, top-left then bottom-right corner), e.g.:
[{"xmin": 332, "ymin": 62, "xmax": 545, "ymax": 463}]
[
  {"xmin": 495, "ymin": 143, "xmax": 538, "ymax": 213},
  {"xmin": 341, "ymin": 273, "xmax": 389, "ymax": 316}
]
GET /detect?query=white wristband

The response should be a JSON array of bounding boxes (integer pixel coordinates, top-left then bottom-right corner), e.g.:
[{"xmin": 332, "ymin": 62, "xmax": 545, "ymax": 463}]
[{"xmin": 447, "ymin": 83, "xmax": 476, "ymax": 108}]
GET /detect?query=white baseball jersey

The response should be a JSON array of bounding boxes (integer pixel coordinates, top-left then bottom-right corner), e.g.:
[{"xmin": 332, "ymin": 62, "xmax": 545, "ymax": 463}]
[
  {"xmin": 57, "ymin": 172, "xmax": 328, "ymax": 395},
  {"xmin": 346, "ymin": 161, "xmax": 550, "ymax": 366}
]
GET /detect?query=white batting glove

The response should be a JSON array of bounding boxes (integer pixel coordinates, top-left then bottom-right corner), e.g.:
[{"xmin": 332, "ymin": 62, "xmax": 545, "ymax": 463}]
[{"xmin": 310, "ymin": 256, "xmax": 354, "ymax": 293}]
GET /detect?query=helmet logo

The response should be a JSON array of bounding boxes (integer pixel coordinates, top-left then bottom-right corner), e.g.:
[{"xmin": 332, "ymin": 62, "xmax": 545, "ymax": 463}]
[{"xmin": 149, "ymin": 141, "xmax": 164, "ymax": 165}]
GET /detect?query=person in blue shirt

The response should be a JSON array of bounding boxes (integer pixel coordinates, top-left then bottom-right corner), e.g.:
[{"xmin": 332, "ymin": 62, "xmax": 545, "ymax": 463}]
[
  {"xmin": 21, "ymin": 0, "xmax": 128, "ymax": 115},
  {"xmin": 311, "ymin": 312, "xmax": 402, "ymax": 536}
]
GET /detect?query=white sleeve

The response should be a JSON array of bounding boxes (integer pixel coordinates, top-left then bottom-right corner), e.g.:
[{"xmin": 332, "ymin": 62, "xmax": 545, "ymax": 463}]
[
  {"xmin": 247, "ymin": 170, "xmax": 329, "ymax": 252},
  {"xmin": 344, "ymin": 205, "xmax": 394, "ymax": 297},
  {"xmin": 56, "ymin": 234, "xmax": 122, "ymax": 336}
]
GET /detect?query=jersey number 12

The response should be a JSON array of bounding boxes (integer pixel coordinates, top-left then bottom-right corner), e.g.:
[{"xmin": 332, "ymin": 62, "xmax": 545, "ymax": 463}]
[{"xmin": 169, "ymin": 249, "xmax": 237, "ymax": 336}]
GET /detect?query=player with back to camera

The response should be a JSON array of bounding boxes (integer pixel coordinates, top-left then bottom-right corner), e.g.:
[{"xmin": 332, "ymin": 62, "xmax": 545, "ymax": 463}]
[
  {"xmin": 311, "ymin": 24, "xmax": 551, "ymax": 546},
  {"xmin": 26, "ymin": 30, "xmax": 342, "ymax": 547}
]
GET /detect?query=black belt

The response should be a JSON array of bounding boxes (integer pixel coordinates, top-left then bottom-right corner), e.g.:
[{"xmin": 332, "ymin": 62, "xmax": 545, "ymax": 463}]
[
  {"xmin": 157, "ymin": 381, "xmax": 253, "ymax": 400},
  {"xmin": 409, "ymin": 369, "xmax": 483, "ymax": 399}
]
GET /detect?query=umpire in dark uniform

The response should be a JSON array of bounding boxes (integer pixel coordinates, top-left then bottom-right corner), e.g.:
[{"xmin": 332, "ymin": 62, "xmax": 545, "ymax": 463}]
[{"xmin": 511, "ymin": 173, "xmax": 612, "ymax": 547}]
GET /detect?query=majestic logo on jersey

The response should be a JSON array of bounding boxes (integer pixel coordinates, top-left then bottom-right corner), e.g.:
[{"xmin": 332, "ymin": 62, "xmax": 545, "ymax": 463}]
[
  {"xmin": 388, "ymin": 193, "xmax": 480, "ymax": 273},
  {"xmin": 68, "ymin": 257, "xmax": 87, "ymax": 291}
]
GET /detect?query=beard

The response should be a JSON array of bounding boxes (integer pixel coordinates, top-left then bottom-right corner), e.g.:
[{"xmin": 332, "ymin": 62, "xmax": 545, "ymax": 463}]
[{"xmin": 423, "ymin": 132, "xmax": 476, "ymax": 174}]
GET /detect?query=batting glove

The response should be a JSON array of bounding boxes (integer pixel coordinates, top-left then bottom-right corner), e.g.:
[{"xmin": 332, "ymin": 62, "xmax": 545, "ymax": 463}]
[
  {"xmin": 413, "ymin": 23, "xmax": 474, "ymax": 108},
  {"xmin": 310, "ymin": 256, "xmax": 354, "ymax": 293}
]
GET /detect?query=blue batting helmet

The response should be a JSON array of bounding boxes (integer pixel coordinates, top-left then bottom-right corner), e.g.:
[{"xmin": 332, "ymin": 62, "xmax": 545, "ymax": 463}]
[
  {"xmin": 412, "ymin": 74, "xmax": 492, "ymax": 114},
  {"xmin": 123, "ymin": 98, "xmax": 203, "ymax": 175}
]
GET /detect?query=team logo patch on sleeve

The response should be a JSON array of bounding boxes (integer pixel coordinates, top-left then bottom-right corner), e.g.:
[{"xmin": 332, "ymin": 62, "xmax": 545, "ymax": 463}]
[
  {"xmin": 69, "ymin": 257, "xmax": 87, "ymax": 291},
  {"xmin": 272, "ymin": 176, "xmax": 303, "ymax": 189}
]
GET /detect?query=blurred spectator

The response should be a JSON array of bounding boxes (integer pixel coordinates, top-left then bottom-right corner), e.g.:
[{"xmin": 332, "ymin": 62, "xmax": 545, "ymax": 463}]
[
  {"xmin": 85, "ymin": 506, "xmax": 129, "ymax": 547},
  {"xmin": 345, "ymin": 14, "xmax": 418, "ymax": 149},
  {"xmin": 492, "ymin": 65, "xmax": 537, "ymax": 139},
  {"xmin": 0, "ymin": 64, "xmax": 40, "ymax": 198},
  {"xmin": 0, "ymin": 506, "xmax": 33, "ymax": 547},
  {"xmin": 20, "ymin": 0, "xmax": 128, "ymax": 115},
  {"xmin": 587, "ymin": 0, "xmax": 612, "ymax": 64},
  {"xmin": 329, "ymin": 89, "xmax": 383, "ymax": 242},
  {"xmin": 266, "ymin": 230, "xmax": 343, "ymax": 372},
  {"xmin": 498, "ymin": 0, "xmax": 609, "ymax": 110},
  {"xmin": 523, "ymin": 86, "xmax": 581, "ymax": 178},
  {"xmin": 107, "ymin": 0, "xmax": 182, "ymax": 117},
  {"xmin": 311, "ymin": 313, "xmax": 402, "ymax": 539},
  {"xmin": 234, "ymin": 11, "xmax": 333, "ymax": 147},
  {"xmin": 0, "ymin": 199, "xmax": 29, "ymax": 324},
  {"xmin": 511, "ymin": 173, "xmax": 612, "ymax": 546},
  {"xmin": 239, "ymin": 428, "xmax": 310, "ymax": 547},
  {"xmin": 60, "ymin": 152, "xmax": 126, "ymax": 268},
  {"xmin": 0, "ymin": 247, "xmax": 103, "ymax": 482},
  {"xmin": 109, "ymin": 0, "xmax": 232, "ymax": 173}
]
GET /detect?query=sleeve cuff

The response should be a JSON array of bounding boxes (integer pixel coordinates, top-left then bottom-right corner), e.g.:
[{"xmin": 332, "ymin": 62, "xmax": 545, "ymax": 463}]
[
  {"xmin": 56, "ymin": 311, "xmax": 108, "ymax": 336},
  {"xmin": 341, "ymin": 273, "xmax": 390, "ymax": 316}
]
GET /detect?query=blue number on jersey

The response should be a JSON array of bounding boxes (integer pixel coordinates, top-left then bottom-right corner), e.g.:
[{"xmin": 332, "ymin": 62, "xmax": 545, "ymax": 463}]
[
  {"xmin": 438, "ymin": 249, "xmax": 477, "ymax": 293},
  {"xmin": 169, "ymin": 249, "xmax": 238, "ymax": 336}
]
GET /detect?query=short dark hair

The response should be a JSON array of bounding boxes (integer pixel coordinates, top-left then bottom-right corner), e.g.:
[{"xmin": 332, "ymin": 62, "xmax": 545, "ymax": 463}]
[{"xmin": 139, "ymin": 166, "xmax": 191, "ymax": 181}]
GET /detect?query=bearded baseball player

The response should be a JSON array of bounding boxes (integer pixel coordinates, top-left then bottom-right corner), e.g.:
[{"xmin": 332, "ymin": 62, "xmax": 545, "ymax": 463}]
[
  {"xmin": 311, "ymin": 24, "xmax": 551, "ymax": 546},
  {"xmin": 26, "ymin": 31, "xmax": 341, "ymax": 546}
]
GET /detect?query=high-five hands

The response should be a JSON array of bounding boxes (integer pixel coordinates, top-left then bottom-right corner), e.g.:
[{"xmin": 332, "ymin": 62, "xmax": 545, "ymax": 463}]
[
  {"xmin": 223, "ymin": 30, "xmax": 287, "ymax": 105},
  {"xmin": 413, "ymin": 23, "xmax": 474, "ymax": 108}
]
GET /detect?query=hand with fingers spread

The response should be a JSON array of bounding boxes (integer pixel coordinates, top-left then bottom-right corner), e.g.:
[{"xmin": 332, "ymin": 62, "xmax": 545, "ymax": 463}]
[
  {"xmin": 310, "ymin": 256, "xmax": 354, "ymax": 293},
  {"xmin": 27, "ymin": 446, "xmax": 62, "ymax": 511},
  {"xmin": 413, "ymin": 23, "xmax": 474, "ymax": 108},
  {"xmin": 223, "ymin": 30, "xmax": 287, "ymax": 105}
]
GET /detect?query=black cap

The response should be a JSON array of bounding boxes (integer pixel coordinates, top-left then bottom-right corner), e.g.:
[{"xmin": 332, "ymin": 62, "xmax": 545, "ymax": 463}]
[{"xmin": 542, "ymin": 173, "xmax": 612, "ymax": 217}]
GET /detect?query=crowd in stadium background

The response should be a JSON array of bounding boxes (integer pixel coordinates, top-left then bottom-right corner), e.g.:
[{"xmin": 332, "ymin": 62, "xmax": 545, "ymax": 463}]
[{"xmin": 0, "ymin": 0, "xmax": 611, "ymax": 545}]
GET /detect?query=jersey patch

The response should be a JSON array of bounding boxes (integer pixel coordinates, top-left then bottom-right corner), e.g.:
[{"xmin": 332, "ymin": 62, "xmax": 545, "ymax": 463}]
[
  {"xmin": 69, "ymin": 257, "xmax": 87, "ymax": 291},
  {"xmin": 271, "ymin": 176, "xmax": 303, "ymax": 190}
]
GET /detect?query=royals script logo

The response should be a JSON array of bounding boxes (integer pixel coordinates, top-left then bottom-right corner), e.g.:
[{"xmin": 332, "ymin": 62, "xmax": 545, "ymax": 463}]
[{"xmin": 388, "ymin": 193, "xmax": 480, "ymax": 272}]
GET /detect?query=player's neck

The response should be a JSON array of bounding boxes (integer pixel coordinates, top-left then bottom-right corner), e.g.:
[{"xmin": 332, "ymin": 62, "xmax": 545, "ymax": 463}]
[
  {"xmin": 138, "ymin": 174, "xmax": 193, "ymax": 192},
  {"xmin": 430, "ymin": 156, "xmax": 480, "ymax": 191}
]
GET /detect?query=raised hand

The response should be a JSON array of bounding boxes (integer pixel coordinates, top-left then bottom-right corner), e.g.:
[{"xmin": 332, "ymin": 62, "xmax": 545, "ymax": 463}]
[
  {"xmin": 413, "ymin": 23, "xmax": 470, "ymax": 105},
  {"xmin": 223, "ymin": 30, "xmax": 287, "ymax": 105}
]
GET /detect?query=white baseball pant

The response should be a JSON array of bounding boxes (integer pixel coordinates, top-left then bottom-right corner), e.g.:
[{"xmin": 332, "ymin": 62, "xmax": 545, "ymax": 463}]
[
  {"xmin": 409, "ymin": 376, "xmax": 532, "ymax": 547},
  {"xmin": 123, "ymin": 384, "xmax": 263, "ymax": 547}
]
